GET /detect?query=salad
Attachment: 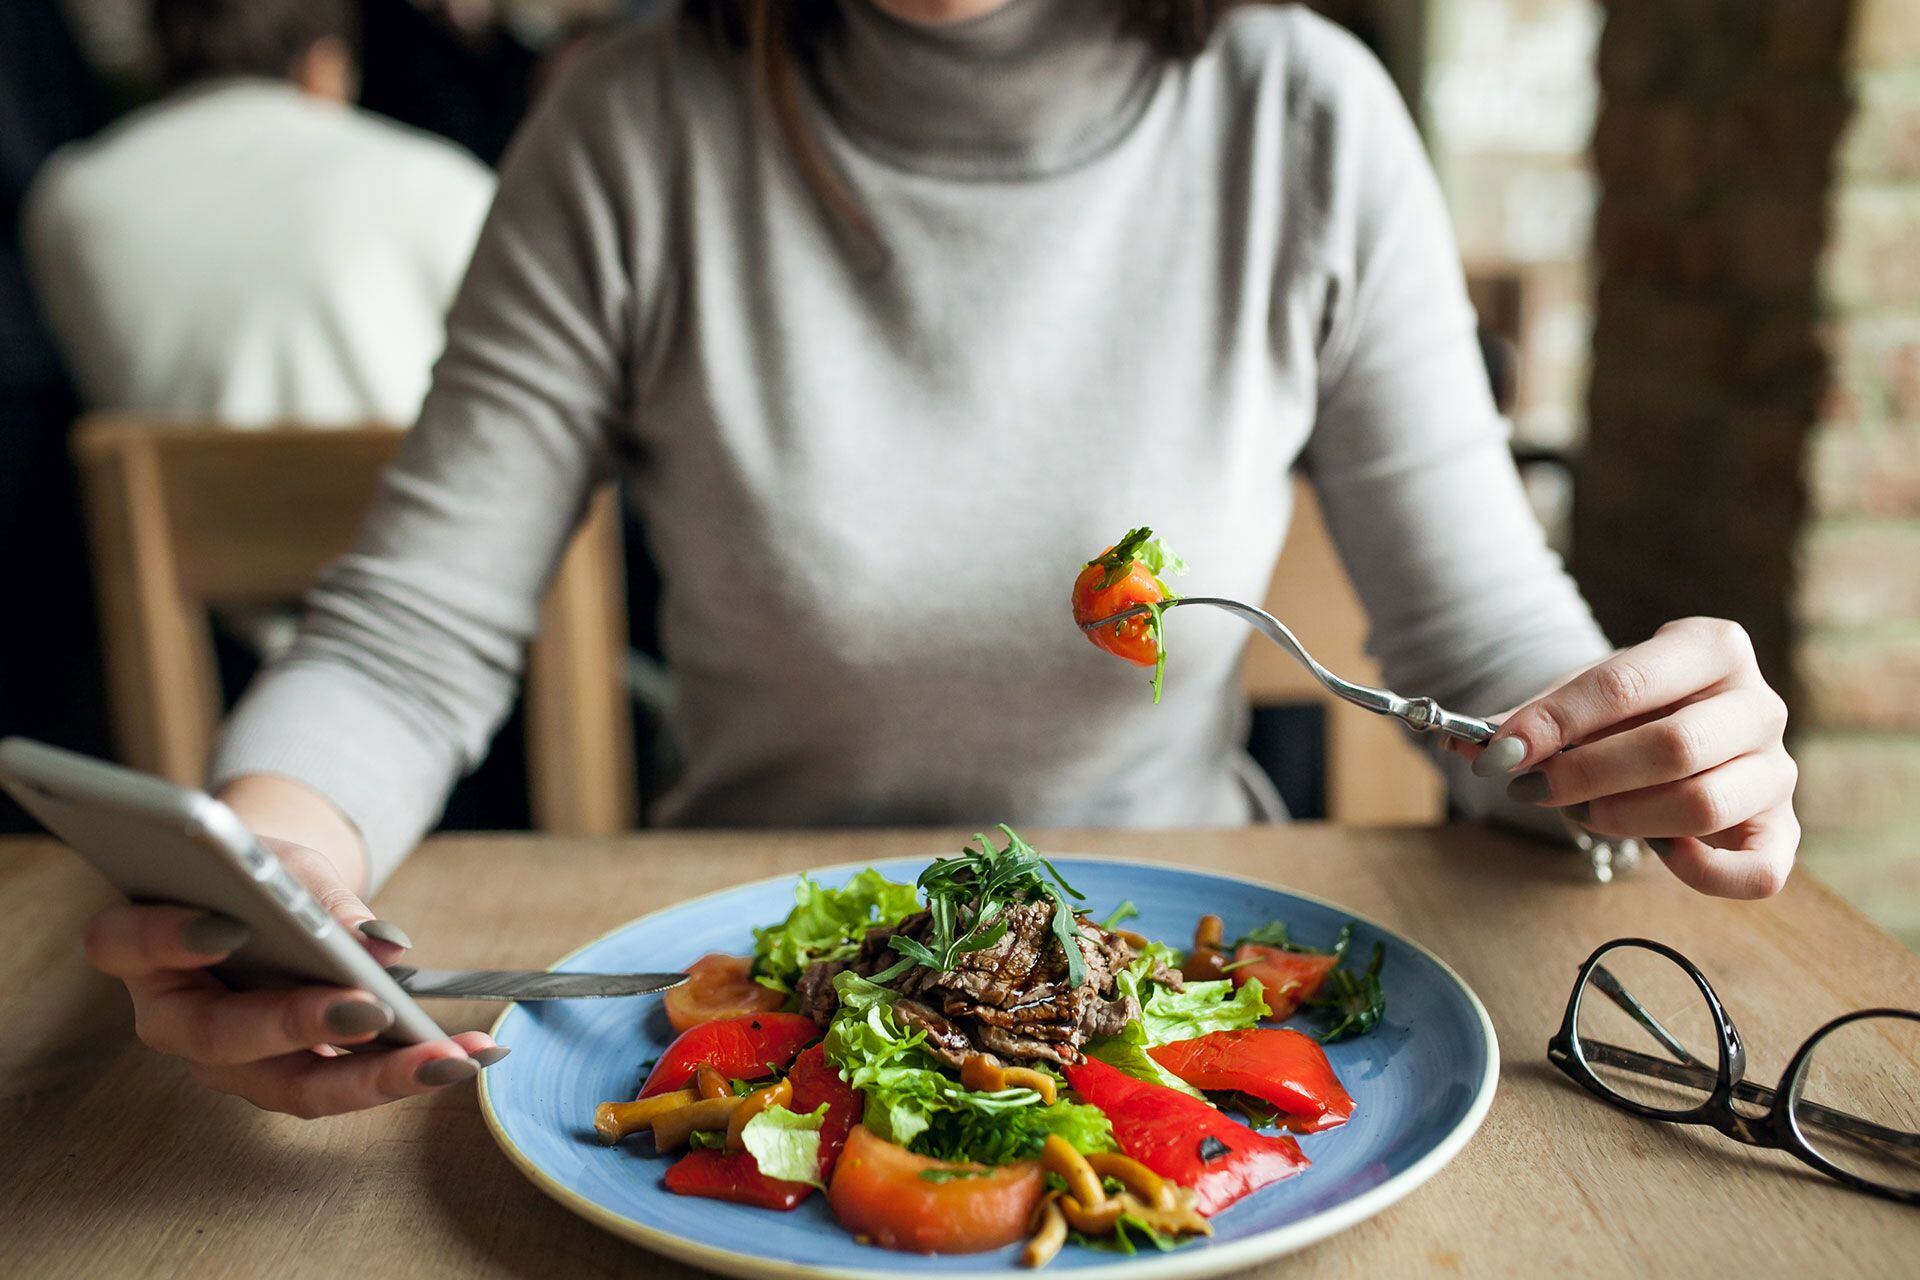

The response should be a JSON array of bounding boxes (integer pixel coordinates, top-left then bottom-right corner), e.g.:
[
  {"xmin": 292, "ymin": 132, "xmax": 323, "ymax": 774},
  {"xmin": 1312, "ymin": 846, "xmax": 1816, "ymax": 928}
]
[{"xmin": 592, "ymin": 827, "xmax": 1386, "ymax": 1267}]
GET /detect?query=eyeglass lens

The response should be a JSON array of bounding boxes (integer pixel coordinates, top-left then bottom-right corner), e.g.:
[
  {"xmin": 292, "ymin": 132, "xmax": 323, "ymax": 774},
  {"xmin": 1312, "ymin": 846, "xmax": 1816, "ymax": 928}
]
[
  {"xmin": 1575, "ymin": 943, "xmax": 1721, "ymax": 1116},
  {"xmin": 1793, "ymin": 1016, "xmax": 1920, "ymax": 1194}
]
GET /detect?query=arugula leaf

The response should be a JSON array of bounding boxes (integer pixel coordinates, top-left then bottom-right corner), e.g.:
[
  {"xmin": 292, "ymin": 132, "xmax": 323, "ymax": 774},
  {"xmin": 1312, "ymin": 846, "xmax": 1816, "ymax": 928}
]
[
  {"xmin": 822, "ymin": 971, "xmax": 1114, "ymax": 1164},
  {"xmin": 1099, "ymin": 900, "xmax": 1139, "ymax": 930},
  {"xmin": 737, "ymin": 1103, "xmax": 829, "ymax": 1187},
  {"xmin": 750, "ymin": 869, "xmax": 920, "ymax": 995},
  {"xmin": 1233, "ymin": 920, "xmax": 1353, "ymax": 959},
  {"xmin": 1305, "ymin": 940, "xmax": 1386, "ymax": 1043},
  {"xmin": 1086, "ymin": 527, "xmax": 1189, "ymax": 592},
  {"xmin": 1069, "ymin": 1214, "xmax": 1181, "ymax": 1255},
  {"xmin": 874, "ymin": 826, "xmax": 1090, "ymax": 988}
]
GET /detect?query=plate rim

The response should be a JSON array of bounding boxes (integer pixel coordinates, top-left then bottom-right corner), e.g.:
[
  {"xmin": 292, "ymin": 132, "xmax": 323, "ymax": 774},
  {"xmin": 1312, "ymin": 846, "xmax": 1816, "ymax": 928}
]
[{"xmin": 478, "ymin": 851, "xmax": 1501, "ymax": 1280}]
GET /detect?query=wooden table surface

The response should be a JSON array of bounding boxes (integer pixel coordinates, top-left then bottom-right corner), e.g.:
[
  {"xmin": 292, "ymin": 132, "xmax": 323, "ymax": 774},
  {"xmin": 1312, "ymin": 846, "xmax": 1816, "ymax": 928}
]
[{"xmin": 3, "ymin": 825, "xmax": 1916, "ymax": 1278}]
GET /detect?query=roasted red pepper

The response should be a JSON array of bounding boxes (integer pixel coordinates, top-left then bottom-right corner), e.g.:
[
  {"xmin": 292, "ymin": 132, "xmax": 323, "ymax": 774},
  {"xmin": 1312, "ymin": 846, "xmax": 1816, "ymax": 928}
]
[
  {"xmin": 785, "ymin": 1043, "xmax": 862, "ymax": 1181},
  {"xmin": 1062, "ymin": 1056, "xmax": 1308, "ymax": 1215},
  {"xmin": 639, "ymin": 1012, "xmax": 819, "ymax": 1098},
  {"xmin": 1148, "ymin": 1029, "xmax": 1355, "ymax": 1134},
  {"xmin": 660, "ymin": 1044, "xmax": 859, "ymax": 1211},
  {"xmin": 664, "ymin": 1149, "xmax": 813, "ymax": 1211}
]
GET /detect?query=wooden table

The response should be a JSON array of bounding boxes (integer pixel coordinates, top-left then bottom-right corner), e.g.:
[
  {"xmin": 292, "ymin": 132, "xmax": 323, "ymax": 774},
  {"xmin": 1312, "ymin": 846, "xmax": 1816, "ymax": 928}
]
[{"xmin": 3, "ymin": 825, "xmax": 1916, "ymax": 1277}]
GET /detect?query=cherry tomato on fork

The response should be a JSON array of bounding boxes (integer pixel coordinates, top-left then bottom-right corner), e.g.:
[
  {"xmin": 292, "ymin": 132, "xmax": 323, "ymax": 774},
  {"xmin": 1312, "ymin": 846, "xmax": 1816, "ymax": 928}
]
[{"xmin": 1071, "ymin": 528, "xmax": 1175, "ymax": 667}]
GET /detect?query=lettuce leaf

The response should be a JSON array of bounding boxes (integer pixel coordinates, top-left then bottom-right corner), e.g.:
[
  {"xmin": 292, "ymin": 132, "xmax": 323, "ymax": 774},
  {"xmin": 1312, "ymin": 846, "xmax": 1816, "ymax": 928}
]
[
  {"xmin": 738, "ymin": 1103, "xmax": 829, "ymax": 1188},
  {"xmin": 1088, "ymin": 943, "xmax": 1269, "ymax": 1093},
  {"xmin": 822, "ymin": 972, "xmax": 1114, "ymax": 1164},
  {"xmin": 751, "ymin": 869, "xmax": 920, "ymax": 995},
  {"xmin": 1083, "ymin": 1033, "xmax": 1205, "ymax": 1099}
]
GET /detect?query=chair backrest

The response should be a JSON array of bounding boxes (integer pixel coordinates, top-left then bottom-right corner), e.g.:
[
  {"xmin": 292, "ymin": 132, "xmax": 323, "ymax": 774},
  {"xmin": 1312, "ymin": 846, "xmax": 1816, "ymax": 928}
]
[
  {"xmin": 1243, "ymin": 478, "xmax": 1445, "ymax": 824},
  {"xmin": 71, "ymin": 416, "xmax": 636, "ymax": 836}
]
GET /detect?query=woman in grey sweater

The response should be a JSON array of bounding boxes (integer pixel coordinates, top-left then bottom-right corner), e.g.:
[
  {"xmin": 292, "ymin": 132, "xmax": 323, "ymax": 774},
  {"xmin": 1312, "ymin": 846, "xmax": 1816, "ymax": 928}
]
[{"xmin": 83, "ymin": 0, "xmax": 1798, "ymax": 1115}]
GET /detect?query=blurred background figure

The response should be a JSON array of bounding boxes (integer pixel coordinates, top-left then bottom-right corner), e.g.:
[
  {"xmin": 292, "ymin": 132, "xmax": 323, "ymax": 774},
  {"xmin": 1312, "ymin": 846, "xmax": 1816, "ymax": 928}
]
[
  {"xmin": 0, "ymin": 0, "xmax": 113, "ymax": 827},
  {"xmin": 24, "ymin": 0, "xmax": 496, "ymax": 428}
]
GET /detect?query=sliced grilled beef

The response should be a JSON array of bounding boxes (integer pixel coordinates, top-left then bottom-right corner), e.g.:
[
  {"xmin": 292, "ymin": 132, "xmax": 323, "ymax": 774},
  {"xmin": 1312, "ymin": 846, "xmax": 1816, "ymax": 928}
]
[{"xmin": 798, "ymin": 898, "xmax": 1159, "ymax": 1067}]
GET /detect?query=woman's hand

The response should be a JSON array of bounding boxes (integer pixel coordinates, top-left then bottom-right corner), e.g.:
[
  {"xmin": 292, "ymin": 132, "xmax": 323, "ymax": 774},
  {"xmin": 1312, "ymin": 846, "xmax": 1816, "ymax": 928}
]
[
  {"xmin": 1450, "ymin": 617, "xmax": 1799, "ymax": 900},
  {"xmin": 82, "ymin": 836, "xmax": 503, "ymax": 1117}
]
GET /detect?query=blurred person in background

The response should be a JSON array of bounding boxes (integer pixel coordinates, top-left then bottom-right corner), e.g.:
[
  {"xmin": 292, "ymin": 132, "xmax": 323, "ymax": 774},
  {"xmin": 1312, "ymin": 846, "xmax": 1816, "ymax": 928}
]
[
  {"xmin": 81, "ymin": 0, "xmax": 1801, "ymax": 1114},
  {"xmin": 24, "ymin": 0, "xmax": 496, "ymax": 428},
  {"xmin": 0, "ymin": 0, "xmax": 111, "ymax": 825}
]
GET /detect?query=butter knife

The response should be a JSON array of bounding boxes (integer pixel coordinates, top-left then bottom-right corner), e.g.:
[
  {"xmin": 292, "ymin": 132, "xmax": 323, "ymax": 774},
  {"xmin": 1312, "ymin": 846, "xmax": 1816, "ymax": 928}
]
[{"xmin": 386, "ymin": 965, "xmax": 689, "ymax": 1000}]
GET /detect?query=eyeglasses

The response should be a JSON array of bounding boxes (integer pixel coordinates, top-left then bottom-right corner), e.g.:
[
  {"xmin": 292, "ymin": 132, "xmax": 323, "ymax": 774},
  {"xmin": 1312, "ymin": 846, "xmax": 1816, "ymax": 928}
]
[{"xmin": 1548, "ymin": 937, "xmax": 1920, "ymax": 1206}]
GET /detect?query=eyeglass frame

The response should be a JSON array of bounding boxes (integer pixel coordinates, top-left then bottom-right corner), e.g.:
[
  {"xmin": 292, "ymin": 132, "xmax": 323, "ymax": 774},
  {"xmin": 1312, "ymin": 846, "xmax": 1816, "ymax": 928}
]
[{"xmin": 1547, "ymin": 935, "xmax": 1920, "ymax": 1207}]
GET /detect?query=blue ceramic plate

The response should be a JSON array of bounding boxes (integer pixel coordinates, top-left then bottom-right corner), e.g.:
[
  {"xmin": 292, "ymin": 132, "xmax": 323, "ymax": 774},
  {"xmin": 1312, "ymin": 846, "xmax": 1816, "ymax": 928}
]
[{"xmin": 480, "ymin": 855, "xmax": 1498, "ymax": 1279}]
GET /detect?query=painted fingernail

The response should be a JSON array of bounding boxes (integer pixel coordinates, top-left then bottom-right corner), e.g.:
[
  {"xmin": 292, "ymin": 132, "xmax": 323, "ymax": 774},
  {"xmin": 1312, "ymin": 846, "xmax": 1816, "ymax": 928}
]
[
  {"xmin": 416, "ymin": 1056, "xmax": 479, "ymax": 1087},
  {"xmin": 472, "ymin": 1045, "xmax": 512, "ymax": 1068},
  {"xmin": 360, "ymin": 919, "xmax": 413, "ymax": 950},
  {"xmin": 1506, "ymin": 771, "xmax": 1552, "ymax": 804},
  {"xmin": 182, "ymin": 913, "xmax": 251, "ymax": 955},
  {"xmin": 1472, "ymin": 737, "xmax": 1528, "ymax": 778},
  {"xmin": 1648, "ymin": 837, "xmax": 1676, "ymax": 859},
  {"xmin": 325, "ymin": 999, "xmax": 394, "ymax": 1037},
  {"xmin": 1564, "ymin": 802, "xmax": 1591, "ymax": 824}
]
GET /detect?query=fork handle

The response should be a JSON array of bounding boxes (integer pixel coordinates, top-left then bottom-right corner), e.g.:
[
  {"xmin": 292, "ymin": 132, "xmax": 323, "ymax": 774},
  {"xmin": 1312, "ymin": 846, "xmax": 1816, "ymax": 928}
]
[{"xmin": 1397, "ymin": 698, "xmax": 1498, "ymax": 744}]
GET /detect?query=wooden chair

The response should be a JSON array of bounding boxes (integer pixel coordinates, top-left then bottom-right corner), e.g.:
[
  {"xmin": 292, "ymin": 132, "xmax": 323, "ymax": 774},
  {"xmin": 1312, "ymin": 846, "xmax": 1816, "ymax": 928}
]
[
  {"xmin": 1242, "ymin": 478, "xmax": 1446, "ymax": 824},
  {"xmin": 71, "ymin": 416, "xmax": 636, "ymax": 836}
]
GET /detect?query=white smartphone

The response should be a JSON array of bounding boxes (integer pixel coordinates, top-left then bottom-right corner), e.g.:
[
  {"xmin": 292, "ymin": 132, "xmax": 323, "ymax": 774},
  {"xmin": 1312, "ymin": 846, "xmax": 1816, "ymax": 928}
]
[{"xmin": 0, "ymin": 736, "xmax": 447, "ymax": 1047}]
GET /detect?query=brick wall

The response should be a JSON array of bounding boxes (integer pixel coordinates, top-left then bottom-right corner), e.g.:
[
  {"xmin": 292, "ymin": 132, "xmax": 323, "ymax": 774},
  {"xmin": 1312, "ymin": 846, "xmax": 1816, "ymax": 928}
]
[{"xmin": 1580, "ymin": 0, "xmax": 1920, "ymax": 944}]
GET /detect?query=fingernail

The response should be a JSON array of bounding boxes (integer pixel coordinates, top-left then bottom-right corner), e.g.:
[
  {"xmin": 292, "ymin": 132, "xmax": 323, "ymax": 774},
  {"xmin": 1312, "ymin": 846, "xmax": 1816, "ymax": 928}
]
[
  {"xmin": 360, "ymin": 919, "xmax": 413, "ymax": 950},
  {"xmin": 1648, "ymin": 837, "xmax": 1676, "ymax": 859},
  {"xmin": 416, "ymin": 1056, "xmax": 479, "ymax": 1087},
  {"xmin": 182, "ymin": 913, "xmax": 251, "ymax": 955},
  {"xmin": 472, "ymin": 1045, "xmax": 511, "ymax": 1068},
  {"xmin": 1505, "ymin": 771, "xmax": 1552, "ymax": 804},
  {"xmin": 325, "ymin": 999, "xmax": 394, "ymax": 1037},
  {"xmin": 1472, "ymin": 737, "xmax": 1528, "ymax": 778},
  {"xmin": 1564, "ymin": 802, "xmax": 1591, "ymax": 824}
]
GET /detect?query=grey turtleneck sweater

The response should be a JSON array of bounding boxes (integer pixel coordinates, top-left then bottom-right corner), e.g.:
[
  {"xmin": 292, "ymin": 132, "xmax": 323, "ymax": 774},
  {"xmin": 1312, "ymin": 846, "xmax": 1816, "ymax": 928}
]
[{"xmin": 212, "ymin": 0, "xmax": 1610, "ymax": 888}]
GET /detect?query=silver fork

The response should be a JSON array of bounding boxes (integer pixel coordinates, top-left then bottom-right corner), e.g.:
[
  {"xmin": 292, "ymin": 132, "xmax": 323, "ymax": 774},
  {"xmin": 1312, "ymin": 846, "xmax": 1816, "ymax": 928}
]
[
  {"xmin": 1082, "ymin": 596, "xmax": 1498, "ymax": 744},
  {"xmin": 1082, "ymin": 596, "xmax": 1646, "ymax": 882}
]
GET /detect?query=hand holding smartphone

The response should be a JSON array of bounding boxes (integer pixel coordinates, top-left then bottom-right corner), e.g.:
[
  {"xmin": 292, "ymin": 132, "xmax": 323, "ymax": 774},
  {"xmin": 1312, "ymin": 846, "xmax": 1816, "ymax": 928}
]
[{"xmin": 1, "ymin": 737, "xmax": 502, "ymax": 1115}]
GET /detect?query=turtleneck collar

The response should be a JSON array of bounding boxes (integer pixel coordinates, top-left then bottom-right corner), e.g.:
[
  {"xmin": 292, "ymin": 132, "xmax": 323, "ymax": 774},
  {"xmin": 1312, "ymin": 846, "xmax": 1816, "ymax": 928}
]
[{"xmin": 808, "ymin": 0, "xmax": 1164, "ymax": 181}]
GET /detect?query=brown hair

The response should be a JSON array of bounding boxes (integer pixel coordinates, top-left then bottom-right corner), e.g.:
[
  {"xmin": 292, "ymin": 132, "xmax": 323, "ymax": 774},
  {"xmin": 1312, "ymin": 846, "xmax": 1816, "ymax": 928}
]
[
  {"xmin": 683, "ymin": 1, "xmax": 1244, "ymax": 233},
  {"xmin": 151, "ymin": 0, "xmax": 357, "ymax": 90}
]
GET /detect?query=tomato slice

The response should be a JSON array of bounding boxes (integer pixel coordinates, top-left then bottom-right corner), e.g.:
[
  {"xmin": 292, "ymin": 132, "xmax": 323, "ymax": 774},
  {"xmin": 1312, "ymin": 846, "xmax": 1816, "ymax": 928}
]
[
  {"xmin": 827, "ymin": 1126, "xmax": 1045, "ymax": 1254},
  {"xmin": 663, "ymin": 953, "xmax": 786, "ymax": 1033},
  {"xmin": 1071, "ymin": 557, "xmax": 1166, "ymax": 667},
  {"xmin": 639, "ymin": 1012, "xmax": 819, "ymax": 1099},
  {"xmin": 1228, "ymin": 944, "xmax": 1341, "ymax": 1020},
  {"xmin": 785, "ymin": 1043, "xmax": 862, "ymax": 1182},
  {"xmin": 1148, "ymin": 1029, "xmax": 1355, "ymax": 1134},
  {"xmin": 1062, "ymin": 1056, "xmax": 1308, "ymax": 1216},
  {"xmin": 665, "ymin": 1149, "xmax": 814, "ymax": 1211}
]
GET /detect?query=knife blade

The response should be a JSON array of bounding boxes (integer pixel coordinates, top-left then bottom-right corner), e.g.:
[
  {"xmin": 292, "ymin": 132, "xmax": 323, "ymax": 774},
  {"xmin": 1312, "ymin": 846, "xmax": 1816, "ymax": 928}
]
[{"xmin": 386, "ymin": 965, "xmax": 689, "ymax": 1000}]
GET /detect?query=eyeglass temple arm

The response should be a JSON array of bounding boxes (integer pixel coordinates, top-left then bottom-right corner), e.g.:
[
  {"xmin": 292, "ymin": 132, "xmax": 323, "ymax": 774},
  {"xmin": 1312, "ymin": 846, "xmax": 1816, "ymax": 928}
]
[
  {"xmin": 1590, "ymin": 965, "xmax": 1710, "ymax": 1068},
  {"xmin": 1578, "ymin": 1040, "xmax": 1920, "ymax": 1154}
]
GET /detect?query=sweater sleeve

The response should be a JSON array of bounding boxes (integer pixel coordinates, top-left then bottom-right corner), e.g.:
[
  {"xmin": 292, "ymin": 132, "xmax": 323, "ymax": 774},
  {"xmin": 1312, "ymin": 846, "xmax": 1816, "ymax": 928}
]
[
  {"xmin": 210, "ymin": 75, "xmax": 635, "ymax": 890},
  {"xmin": 1293, "ymin": 27, "xmax": 1612, "ymax": 838}
]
